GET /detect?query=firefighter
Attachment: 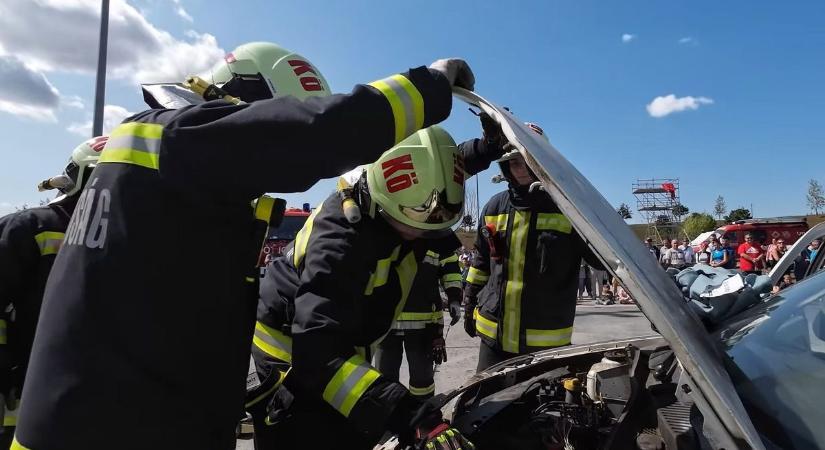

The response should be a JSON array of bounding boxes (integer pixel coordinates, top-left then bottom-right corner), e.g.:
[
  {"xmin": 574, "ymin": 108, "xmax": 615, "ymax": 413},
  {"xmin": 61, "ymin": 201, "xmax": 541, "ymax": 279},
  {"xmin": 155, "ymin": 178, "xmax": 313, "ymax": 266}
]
[
  {"xmin": 14, "ymin": 42, "xmax": 475, "ymax": 450},
  {"xmin": 250, "ymin": 124, "xmax": 503, "ymax": 450},
  {"xmin": 0, "ymin": 137, "xmax": 105, "ymax": 449},
  {"xmin": 463, "ymin": 124, "xmax": 602, "ymax": 372},
  {"xmin": 372, "ymin": 235, "xmax": 463, "ymax": 403}
]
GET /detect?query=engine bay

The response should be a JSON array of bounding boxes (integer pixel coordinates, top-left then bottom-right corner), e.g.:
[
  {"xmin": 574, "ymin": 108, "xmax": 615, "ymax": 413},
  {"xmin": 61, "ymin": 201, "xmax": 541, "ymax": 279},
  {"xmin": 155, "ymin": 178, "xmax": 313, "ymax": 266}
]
[{"xmin": 451, "ymin": 342, "xmax": 709, "ymax": 450}]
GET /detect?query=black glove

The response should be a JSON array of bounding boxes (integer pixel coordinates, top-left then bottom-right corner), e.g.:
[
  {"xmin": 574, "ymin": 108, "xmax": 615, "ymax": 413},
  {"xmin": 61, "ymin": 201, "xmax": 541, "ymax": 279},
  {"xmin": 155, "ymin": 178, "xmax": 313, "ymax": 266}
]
[
  {"xmin": 479, "ymin": 112, "xmax": 506, "ymax": 158},
  {"xmin": 447, "ymin": 301, "xmax": 462, "ymax": 326},
  {"xmin": 418, "ymin": 422, "xmax": 475, "ymax": 450},
  {"xmin": 428, "ymin": 59, "xmax": 475, "ymax": 90},
  {"xmin": 430, "ymin": 337, "xmax": 447, "ymax": 365},
  {"xmin": 462, "ymin": 299, "xmax": 476, "ymax": 338}
]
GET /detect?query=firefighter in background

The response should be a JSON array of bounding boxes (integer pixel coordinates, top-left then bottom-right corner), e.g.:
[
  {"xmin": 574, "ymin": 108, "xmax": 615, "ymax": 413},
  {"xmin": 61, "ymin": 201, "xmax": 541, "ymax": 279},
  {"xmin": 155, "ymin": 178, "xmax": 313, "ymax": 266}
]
[
  {"xmin": 463, "ymin": 124, "xmax": 602, "ymax": 372},
  {"xmin": 0, "ymin": 137, "xmax": 105, "ymax": 449},
  {"xmin": 15, "ymin": 41, "xmax": 475, "ymax": 450},
  {"xmin": 250, "ymin": 124, "xmax": 503, "ymax": 450},
  {"xmin": 372, "ymin": 235, "xmax": 463, "ymax": 402}
]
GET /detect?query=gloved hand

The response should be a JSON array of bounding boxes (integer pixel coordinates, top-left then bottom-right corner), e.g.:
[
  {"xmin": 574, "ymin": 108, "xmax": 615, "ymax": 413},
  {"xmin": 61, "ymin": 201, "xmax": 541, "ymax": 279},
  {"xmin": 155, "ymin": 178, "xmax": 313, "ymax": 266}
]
[
  {"xmin": 430, "ymin": 337, "xmax": 447, "ymax": 365},
  {"xmin": 418, "ymin": 422, "xmax": 475, "ymax": 450},
  {"xmin": 462, "ymin": 300, "xmax": 476, "ymax": 338},
  {"xmin": 429, "ymin": 59, "xmax": 475, "ymax": 91},
  {"xmin": 448, "ymin": 301, "xmax": 462, "ymax": 326}
]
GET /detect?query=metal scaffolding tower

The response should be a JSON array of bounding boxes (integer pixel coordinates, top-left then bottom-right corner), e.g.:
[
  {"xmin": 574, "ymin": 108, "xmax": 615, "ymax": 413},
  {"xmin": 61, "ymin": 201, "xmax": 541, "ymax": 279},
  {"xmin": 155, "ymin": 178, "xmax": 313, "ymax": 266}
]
[{"xmin": 633, "ymin": 178, "xmax": 683, "ymax": 242}]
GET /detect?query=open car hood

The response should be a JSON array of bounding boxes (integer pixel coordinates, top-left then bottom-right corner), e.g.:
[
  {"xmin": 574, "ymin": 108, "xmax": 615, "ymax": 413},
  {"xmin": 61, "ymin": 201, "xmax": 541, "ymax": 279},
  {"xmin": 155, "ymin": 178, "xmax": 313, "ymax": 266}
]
[{"xmin": 453, "ymin": 88, "xmax": 763, "ymax": 448}]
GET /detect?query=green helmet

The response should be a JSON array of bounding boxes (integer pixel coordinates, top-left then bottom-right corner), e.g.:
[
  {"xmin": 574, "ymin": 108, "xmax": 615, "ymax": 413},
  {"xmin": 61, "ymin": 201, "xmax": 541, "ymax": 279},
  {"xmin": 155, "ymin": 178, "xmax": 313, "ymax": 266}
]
[
  {"xmin": 366, "ymin": 126, "xmax": 465, "ymax": 233},
  {"xmin": 202, "ymin": 42, "xmax": 331, "ymax": 102}
]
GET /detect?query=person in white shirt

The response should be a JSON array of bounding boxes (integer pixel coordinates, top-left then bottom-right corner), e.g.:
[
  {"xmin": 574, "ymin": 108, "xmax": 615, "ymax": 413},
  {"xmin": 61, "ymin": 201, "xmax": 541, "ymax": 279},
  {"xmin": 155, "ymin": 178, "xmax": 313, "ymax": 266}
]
[{"xmin": 664, "ymin": 239, "xmax": 686, "ymax": 269}]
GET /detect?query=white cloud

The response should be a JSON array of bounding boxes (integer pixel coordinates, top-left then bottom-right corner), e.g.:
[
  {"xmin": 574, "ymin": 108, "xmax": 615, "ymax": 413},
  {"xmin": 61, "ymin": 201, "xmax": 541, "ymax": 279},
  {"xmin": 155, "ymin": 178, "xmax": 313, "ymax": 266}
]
[
  {"xmin": 171, "ymin": 0, "xmax": 193, "ymax": 22},
  {"xmin": 62, "ymin": 95, "xmax": 85, "ymax": 109},
  {"xmin": 678, "ymin": 37, "xmax": 697, "ymax": 45},
  {"xmin": 646, "ymin": 94, "xmax": 714, "ymax": 118},
  {"xmin": 67, "ymin": 104, "xmax": 134, "ymax": 136},
  {"xmin": 622, "ymin": 33, "xmax": 636, "ymax": 43},
  {"xmin": 0, "ymin": 55, "xmax": 60, "ymax": 121},
  {"xmin": 0, "ymin": 0, "xmax": 223, "ymax": 84}
]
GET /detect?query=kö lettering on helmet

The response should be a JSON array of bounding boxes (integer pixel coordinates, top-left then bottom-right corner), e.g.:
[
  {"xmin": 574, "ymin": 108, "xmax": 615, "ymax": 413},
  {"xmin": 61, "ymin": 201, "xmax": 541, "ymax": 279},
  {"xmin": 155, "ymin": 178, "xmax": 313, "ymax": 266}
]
[
  {"xmin": 288, "ymin": 60, "xmax": 323, "ymax": 92},
  {"xmin": 382, "ymin": 154, "xmax": 418, "ymax": 193},
  {"xmin": 453, "ymin": 154, "xmax": 464, "ymax": 185}
]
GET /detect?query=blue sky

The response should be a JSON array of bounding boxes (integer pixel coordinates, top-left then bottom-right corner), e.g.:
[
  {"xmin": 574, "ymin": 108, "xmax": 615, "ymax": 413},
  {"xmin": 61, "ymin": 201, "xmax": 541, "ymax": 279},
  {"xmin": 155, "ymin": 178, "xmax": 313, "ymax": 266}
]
[{"xmin": 1, "ymin": 0, "xmax": 823, "ymax": 222}]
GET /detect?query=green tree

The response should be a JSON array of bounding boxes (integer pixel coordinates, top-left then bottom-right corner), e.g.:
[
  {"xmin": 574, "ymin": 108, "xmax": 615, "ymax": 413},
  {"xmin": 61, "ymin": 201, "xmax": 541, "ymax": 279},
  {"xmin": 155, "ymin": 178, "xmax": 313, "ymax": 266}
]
[
  {"xmin": 683, "ymin": 213, "xmax": 717, "ymax": 240},
  {"xmin": 807, "ymin": 179, "xmax": 825, "ymax": 215},
  {"xmin": 713, "ymin": 195, "xmax": 727, "ymax": 220},
  {"xmin": 616, "ymin": 203, "xmax": 632, "ymax": 220},
  {"xmin": 724, "ymin": 207, "xmax": 752, "ymax": 222}
]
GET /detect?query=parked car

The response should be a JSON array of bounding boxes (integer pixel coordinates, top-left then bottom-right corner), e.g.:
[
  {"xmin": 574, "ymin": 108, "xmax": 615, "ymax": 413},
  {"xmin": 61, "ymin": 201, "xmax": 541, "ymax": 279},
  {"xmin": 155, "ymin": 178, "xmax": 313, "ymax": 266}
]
[{"xmin": 381, "ymin": 91, "xmax": 822, "ymax": 450}]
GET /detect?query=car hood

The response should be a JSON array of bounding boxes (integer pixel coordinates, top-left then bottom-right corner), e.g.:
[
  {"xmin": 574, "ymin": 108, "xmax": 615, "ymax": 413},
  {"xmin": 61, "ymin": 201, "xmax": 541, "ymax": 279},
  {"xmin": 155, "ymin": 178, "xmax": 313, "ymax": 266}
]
[{"xmin": 453, "ymin": 88, "xmax": 763, "ymax": 448}]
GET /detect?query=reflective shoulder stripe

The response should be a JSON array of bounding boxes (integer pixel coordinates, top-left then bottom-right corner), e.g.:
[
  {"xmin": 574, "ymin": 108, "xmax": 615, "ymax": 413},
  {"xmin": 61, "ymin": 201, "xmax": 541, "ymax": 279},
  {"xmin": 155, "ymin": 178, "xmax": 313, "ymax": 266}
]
[
  {"xmin": 466, "ymin": 267, "xmax": 489, "ymax": 285},
  {"xmin": 439, "ymin": 254, "xmax": 458, "ymax": 265},
  {"xmin": 474, "ymin": 308, "xmax": 498, "ymax": 340},
  {"xmin": 99, "ymin": 122, "xmax": 164, "ymax": 170},
  {"xmin": 10, "ymin": 437, "xmax": 29, "ymax": 450},
  {"xmin": 525, "ymin": 327, "xmax": 573, "ymax": 348},
  {"xmin": 484, "ymin": 213, "xmax": 508, "ymax": 232},
  {"xmin": 34, "ymin": 231, "xmax": 64, "ymax": 256},
  {"xmin": 0, "ymin": 319, "xmax": 6, "ymax": 345},
  {"xmin": 536, "ymin": 213, "xmax": 572, "ymax": 233},
  {"xmin": 322, "ymin": 354, "xmax": 381, "ymax": 417},
  {"xmin": 364, "ymin": 246, "xmax": 402, "ymax": 295},
  {"xmin": 409, "ymin": 382, "xmax": 435, "ymax": 397},
  {"xmin": 293, "ymin": 203, "xmax": 324, "ymax": 267},
  {"xmin": 367, "ymin": 74, "xmax": 424, "ymax": 144},
  {"xmin": 252, "ymin": 321, "xmax": 293, "ymax": 364},
  {"xmin": 502, "ymin": 210, "xmax": 530, "ymax": 353}
]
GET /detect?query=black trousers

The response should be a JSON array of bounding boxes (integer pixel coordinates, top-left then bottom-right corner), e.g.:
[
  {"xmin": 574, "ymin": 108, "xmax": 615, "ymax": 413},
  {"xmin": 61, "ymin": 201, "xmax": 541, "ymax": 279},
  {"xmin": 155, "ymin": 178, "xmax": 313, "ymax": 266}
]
[
  {"xmin": 373, "ymin": 329, "xmax": 435, "ymax": 400},
  {"xmin": 476, "ymin": 342, "xmax": 520, "ymax": 372}
]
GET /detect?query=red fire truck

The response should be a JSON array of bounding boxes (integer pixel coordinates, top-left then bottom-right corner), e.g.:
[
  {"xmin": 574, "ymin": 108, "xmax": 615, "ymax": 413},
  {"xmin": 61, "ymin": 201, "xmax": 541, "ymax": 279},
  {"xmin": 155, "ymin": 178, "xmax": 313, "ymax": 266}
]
[{"xmin": 258, "ymin": 204, "xmax": 312, "ymax": 267}]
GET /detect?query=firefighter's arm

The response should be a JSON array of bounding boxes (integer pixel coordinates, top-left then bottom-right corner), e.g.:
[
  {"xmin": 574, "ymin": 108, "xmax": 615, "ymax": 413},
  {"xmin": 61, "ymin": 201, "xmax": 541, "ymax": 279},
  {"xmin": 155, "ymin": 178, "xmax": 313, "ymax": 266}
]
[
  {"xmin": 289, "ymin": 203, "xmax": 410, "ymax": 440},
  {"xmin": 159, "ymin": 66, "xmax": 452, "ymax": 198},
  {"xmin": 459, "ymin": 138, "xmax": 505, "ymax": 177},
  {"xmin": 465, "ymin": 209, "xmax": 492, "ymax": 299},
  {"xmin": 574, "ymin": 228, "xmax": 604, "ymax": 270}
]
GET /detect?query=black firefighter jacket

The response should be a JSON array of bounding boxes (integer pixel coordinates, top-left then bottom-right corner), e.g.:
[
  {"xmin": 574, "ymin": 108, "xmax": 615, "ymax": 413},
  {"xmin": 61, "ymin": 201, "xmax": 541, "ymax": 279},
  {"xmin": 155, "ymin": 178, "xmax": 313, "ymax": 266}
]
[
  {"xmin": 15, "ymin": 65, "xmax": 453, "ymax": 450},
  {"xmin": 465, "ymin": 188, "xmax": 602, "ymax": 355}
]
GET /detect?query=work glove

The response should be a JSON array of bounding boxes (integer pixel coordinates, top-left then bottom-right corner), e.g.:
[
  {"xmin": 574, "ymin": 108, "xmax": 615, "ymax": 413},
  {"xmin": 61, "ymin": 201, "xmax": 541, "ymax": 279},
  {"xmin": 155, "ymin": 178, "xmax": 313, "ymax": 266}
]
[
  {"xmin": 430, "ymin": 337, "xmax": 448, "ymax": 365},
  {"xmin": 448, "ymin": 301, "xmax": 462, "ymax": 326},
  {"xmin": 479, "ymin": 112, "xmax": 507, "ymax": 159},
  {"xmin": 429, "ymin": 59, "xmax": 475, "ymax": 91},
  {"xmin": 418, "ymin": 423, "xmax": 475, "ymax": 450},
  {"xmin": 462, "ymin": 300, "xmax": 476, "ymax": 338}
]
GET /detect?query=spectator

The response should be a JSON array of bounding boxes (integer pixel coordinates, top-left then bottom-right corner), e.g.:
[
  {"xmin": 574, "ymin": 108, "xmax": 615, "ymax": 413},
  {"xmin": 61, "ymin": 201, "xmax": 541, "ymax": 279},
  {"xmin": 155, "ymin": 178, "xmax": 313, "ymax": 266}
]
[
  {"xmin": 596, "ymin": 286, "xmax": 614, "ymax": 305},
  {"xmin": 794, "ymin": 239, "xmax": 821, "ymax": 281},
  {"xmin": 577, "ymin": 260, "xmax": 591, "ymax": 300},
  {"xmin": 766, "ymin": 238, "xmax": 786, "ymax": 269},
  {"xmin": 662, "ymin": 239, "xmax": 687, "ymax": 270},
  {"xmin": 591, "ymin": 268, "xmax": 608, "ymax": 300},
  {"xmin": 719, "ymin": 237, "xmax": 736, "ymax": 269},
  {"xmin": 659, "ymin": 239, "xmax": 672, "ymax": 268},
  {"xmin": 695, "ymin": 241, "xmax": 711, "ymax": 264},
  {"xmin": 616, "ymin": 285, "xmax": 634, "ymax": 304},
  {"xmin": 773, "ymin": 273, "xmax": 795, "ymax": 293},
  {"xmin": 680, "ymin": 239, "xmax": 695, "ymax": 266},
  {"xmin": 737, "ymin": 232, "xmax": 765, "ymax": 275},
  {"xmin": 708, "ymin": 241, "xmax": 729, "ymax": 268},
  {"xmin": 644, "ymin": 237, "xmax": 660, "ymax": 261},
  {"xmin": 708, "ymin": 233, "xmax": 719, "ymax": 247}
]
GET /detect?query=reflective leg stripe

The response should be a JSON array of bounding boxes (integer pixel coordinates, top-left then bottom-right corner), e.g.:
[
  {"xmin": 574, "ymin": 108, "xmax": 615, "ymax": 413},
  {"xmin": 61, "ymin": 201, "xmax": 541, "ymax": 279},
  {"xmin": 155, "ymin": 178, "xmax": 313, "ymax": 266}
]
[
  {"xmin": 292, "ymin": 203, "xmax": 323, "ymax": 267},
  {"xmin": 34, "ymin": 231, "xmax": 64, "ymax": 256},
  {"xmin": 252, "ymin": 321, "xmax": 292, "ymax": 364},
  {"xmin": 392, "ymin": 320, "xmax": 428, "ymax": 330},
  {"xmin": 322, "ymin": 354, "xmax": 381, "ymax": 417},
  {"xmin": 397, "ymin": 312, "xmax": 436, "ymax": 321},
  {"xmin": 536, "ymin": 213, "xmax": 572, "ymax": 233},
  {"xmin": 503, "ymin": 211, "xmax": 530, "ymax": 353},
  {"xmin": 473, "ymin": 308, "xmax": 498, "ymax": 340},
  {"xmin": 409, "ymin": 383, "xmax": 435, "ymax": 397},
  {"xmin": 0, "ymin": 319, "xmax": 6, "ymax": 345},
  {"xmin": 484, "ymin": 213, "xmax": 508, "ymax": 232},
  {"xmin": 367, "ymin": 74, "xmax": 424, "ymax": 144},
  {"xmin": 3, "ymin": 403, "xmax": 17, "ymax": 426},
  {"xmin": 525, "ymin": 327, "xmax": 573, "ymax": 347},
  {"xmin": 245, "ymin": 368, "xmax": 289, "ymax": 409},
  {"xmin": 99, "ymin": 122, "xmax": 164, "ymax": 170},
  {"xmin": 466, "ymin": 267, "xmax": 489, "ymax": 285},
  {"xmin": 10, "ymin": 438, "xmax": 29, "ymax": 450},
  {"xmin": 441, "ymin": 273, "xmax": 462, "ymax": 285},
  {"xmin": 364, "ymin": 246, "xmax": 402, "ymax": 295}
]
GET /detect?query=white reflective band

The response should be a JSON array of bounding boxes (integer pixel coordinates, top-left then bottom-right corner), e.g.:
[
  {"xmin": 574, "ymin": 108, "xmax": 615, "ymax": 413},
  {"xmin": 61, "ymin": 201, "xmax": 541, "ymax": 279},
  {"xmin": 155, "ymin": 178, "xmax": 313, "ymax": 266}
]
[
  {"xmin": 367, "ymin": 74, "xmax": 424, "ymax": 144},
  {"xmin": 34, "ymin": 231, "xmax": 64, "ymax": 256},
  {"xmin": 252, "ymin": 321, "xmax": 292, "ymax": 364},
  {"xmin": 474, "ymin": 308, "xmax": 498, "ymax": 340},
  {"xmin": 391, "ymin": 320, "xmax": 428, "ymax": 330},
  {"xmin": 322, "ymin": 354, "xmax": 381, "ymax": 417},
  {"xmin": 466, "ymin": 267, "xmax": 489, "ymax": 285},
  {"xmin": 525, "ymin": 327, "xmax": 573, "ymax": 347}
]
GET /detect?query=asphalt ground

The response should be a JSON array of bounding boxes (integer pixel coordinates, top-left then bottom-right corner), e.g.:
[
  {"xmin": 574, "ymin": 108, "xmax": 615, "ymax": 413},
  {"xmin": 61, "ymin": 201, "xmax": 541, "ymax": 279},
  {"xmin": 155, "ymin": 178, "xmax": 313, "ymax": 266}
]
[{"xmin": 236, "ymin": 301, "xmax": 653, "ymax": 449}]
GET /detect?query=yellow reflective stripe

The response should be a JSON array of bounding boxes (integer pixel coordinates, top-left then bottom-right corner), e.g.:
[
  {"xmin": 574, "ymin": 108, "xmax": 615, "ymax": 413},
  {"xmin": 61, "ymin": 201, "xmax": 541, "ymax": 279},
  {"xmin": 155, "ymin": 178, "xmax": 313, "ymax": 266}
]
[
  {"xmin": 431, "ymin": 311, "xmax": 444, "ymax": 323},
  {"xmin": 364, "ymin": 246, "xmax": 402, "ymax": 295},
  {"xmin": 440, "ymin": 254, "xmax": 458, "ymax": 265},
  {"xmin": 442, "ymin": 273, "xmax": 462, "ymax": 283},
  {"xmin": 367, "ymin": 74, "xmax": 424, "ymax": 144},
  {"xmin": 0, "ymin": 319, "xmax": 7, "ymax": 345},
  {"xmin": 245, "ymin": 276, "xmax": 255, "ymax": 282},
  {"xmin": 535, "ymin": 213, "xmax": 572, "ymax": 233},
  {"xmin": 391, "ymin": 251, "xmax": 418, "ymax": 322},
  {"xmin": 99, "ymin": 148, "xmax": 159, "ymax": 170},
  {"xmin": 10, "ymin": 437, "xmax": 29, "ymax": 450},
  {"xmin": 252, "ymin": 321, "xmax": 292, "ymax": 364},
  {"xmin": 3, "ymin": 403, "xmax": 18, "ymax": 426},
  {"xmin": 409, "ymin": 383, "xmax": 435, "ymax": 397},
  {"xmin": 293, "ymin": 203, "xmax": 323, "ymax": 267},
  {"xmin": 34, "ymin": 231, "xmax": 64, "ymax": 256},
  {"xmin": 484, "ymin": 213, "xmax": 508, "ymax": 232},
  {"xmin": 474, "ymin": 308, "xmax": 498, "ymax": 340},
  {"xmin": 246, "ymin": 368, "xmax": 288, "ymax": 409},
  {"xmin": 503, "ymin": 211, "xmax": 530, "ymax": 353},
  {"xmin": 109, "ymin": 121, "xmax": 163, "ymax": 139},
  {"xmin": 397, "ymin": 311, "xmax": 436, "ymax": 321},
  {"xmin": 322, "ymin": 354, "xmax": 381, "ymax": 417},
  {"xmin": 525, "ymin": 327, "xmax": 573, "ymax": 347},
  {"xmin": 254, "ymin": 196, "xmax": 276, "ymax": 223},
  {"xmin": 100, "ymin": 122, "xmax": 164, "ymax": 170},
  {"xmin": 466, "ymin": 267, "xmax": 489, "ymax": 285}
]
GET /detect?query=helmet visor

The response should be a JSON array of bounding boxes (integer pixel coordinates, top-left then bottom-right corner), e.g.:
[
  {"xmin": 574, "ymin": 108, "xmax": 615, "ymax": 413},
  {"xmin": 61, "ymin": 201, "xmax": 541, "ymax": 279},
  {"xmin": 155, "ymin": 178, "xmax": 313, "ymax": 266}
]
[{"xmin": 396, "ymin": 189, "xmax": 463, "ymax": 226}]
